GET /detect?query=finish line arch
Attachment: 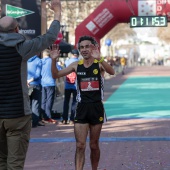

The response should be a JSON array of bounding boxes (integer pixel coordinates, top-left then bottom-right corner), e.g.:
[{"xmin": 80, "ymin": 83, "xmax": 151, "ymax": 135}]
[{"xmin": 75, "ymin": 0, "xmax": 170, "ymax": 46}]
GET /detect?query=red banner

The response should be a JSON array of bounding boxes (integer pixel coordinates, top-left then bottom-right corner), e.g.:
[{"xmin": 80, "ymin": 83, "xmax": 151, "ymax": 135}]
[{"xmin": 75, "ymin": 0, "xmax": 170, "ymax": 46}]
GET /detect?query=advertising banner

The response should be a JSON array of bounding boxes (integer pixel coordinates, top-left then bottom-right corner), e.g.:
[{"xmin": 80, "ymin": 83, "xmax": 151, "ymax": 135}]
[{"xmin": 1, "ymin": 0, "xmax": 41, "ymax": 39}]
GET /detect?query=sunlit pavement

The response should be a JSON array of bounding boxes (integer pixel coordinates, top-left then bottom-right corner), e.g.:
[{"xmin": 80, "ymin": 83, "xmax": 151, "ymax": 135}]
[{"xmin": 24, "ymin": 66, "xmax": 170, "ymax": 170}]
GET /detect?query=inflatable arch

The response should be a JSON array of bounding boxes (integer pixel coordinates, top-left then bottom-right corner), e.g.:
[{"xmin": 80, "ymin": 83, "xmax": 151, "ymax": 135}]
[{"xmin": 75, "ymin": 0, "xmax": 170, "ymax": 46}]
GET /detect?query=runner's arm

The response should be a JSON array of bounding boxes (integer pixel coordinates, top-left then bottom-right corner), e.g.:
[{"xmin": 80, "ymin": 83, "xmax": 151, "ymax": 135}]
[
  {"xmin": 51, "ymin": 60, "xmax": 77, "ymax": 79},
  {"xmin": 90, "ymin": 44, "xmax": 115, "ymax": 76},
  {"xmin": 100, "ymin": 60, "xmax": 115, "ymax": 75}
]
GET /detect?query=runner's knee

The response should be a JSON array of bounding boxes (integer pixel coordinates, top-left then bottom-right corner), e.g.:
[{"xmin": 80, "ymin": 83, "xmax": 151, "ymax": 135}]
[
  {"xmin": 89, "ymin": 141, "xmax": 99, "ymax": 150},
  {"xmin": 76, "ymin": 142, "xmax": 86, "ymax": 150}
]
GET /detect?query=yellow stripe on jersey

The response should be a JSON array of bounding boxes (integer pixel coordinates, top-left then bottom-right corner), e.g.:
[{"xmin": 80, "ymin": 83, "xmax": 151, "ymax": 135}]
[
  {"xmin": 78, "ymin": 59, "xmax": 99, "ymax": 65},
  {"xmin": 78, "ymin": 59, "xmax": 83, "ymax": 65}
]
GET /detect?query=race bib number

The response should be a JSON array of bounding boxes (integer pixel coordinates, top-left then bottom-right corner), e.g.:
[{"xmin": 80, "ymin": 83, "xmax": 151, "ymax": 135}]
[{"xmin": 80, "ymin": 78, "xmax": 99, "ymax": 91}]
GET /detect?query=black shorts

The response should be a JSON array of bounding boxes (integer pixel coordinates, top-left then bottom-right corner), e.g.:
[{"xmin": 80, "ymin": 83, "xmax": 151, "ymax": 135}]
[{"xmin": 74, "ymin": 101, "xmax": 107, "ymax": 125}]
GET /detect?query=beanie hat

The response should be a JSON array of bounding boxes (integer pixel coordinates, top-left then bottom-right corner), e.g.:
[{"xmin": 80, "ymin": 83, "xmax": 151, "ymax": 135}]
[{"xmin": 71, "ymin": 49, "xmax": 79, "ymax": 56}]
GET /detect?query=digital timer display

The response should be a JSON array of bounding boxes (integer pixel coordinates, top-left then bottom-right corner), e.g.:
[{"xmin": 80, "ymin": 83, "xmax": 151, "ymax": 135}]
[{"xmin": 130, "ymin": 16, "xmax": 167, "ymax": 28}]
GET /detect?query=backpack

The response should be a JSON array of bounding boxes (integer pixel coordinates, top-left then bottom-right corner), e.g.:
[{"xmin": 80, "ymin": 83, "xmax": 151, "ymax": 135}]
[{"xmin": 66, "ymin": 72, "xmax": 76, "ymax": 84}]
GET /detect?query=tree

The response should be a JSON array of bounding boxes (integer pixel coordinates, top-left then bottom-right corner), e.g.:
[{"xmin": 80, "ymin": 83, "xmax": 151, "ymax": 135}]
[
  {"xmin": 46, "ymin": 1, "xmax": 136, "ymax": 46},
  {"xmin": 157, "ymin": 24, "xmax": 170, "ymax": 44}
]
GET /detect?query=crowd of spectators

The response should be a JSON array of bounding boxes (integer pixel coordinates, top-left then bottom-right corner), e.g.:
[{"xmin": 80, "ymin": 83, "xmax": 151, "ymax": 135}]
[{"xmin": 105, "ymin": 56, "xmax": 127, "ymax": 75}]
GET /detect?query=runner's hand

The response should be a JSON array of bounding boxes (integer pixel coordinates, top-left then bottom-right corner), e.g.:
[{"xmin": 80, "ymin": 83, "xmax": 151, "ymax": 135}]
[
  {"xmin": 90, "ymin": 44, "xmax": 101, "ymax": 60},
  {"xmin": 50, "ymin": 44, "xmax": 60, "ymax": 60}
]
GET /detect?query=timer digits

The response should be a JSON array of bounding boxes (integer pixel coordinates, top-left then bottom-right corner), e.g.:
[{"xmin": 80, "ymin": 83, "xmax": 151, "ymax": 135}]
[{"xmin": 130, "ymin": 16, "xmax": 167, "ymax": 28}]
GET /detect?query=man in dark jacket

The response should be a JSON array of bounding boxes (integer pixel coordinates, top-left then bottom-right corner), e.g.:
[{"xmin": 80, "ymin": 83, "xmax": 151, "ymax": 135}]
[{"xmin": 0, "ymin": 0, "xmax": 61, "ymax": 169}]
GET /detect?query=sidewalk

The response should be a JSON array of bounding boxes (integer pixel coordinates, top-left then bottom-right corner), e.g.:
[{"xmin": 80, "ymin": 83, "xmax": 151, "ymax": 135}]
[{"xmin": 24, "ymin": 66, "xmax": 170, "ymax": 170}]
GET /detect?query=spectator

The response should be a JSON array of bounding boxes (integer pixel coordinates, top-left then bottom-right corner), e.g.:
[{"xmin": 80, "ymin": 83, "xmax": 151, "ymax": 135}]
[
  {"xmin": 106, "ymin": 56, "xmax": 114, "ymax": 66},
  {"xmin": 120, "ymin": 56, "xmax": 126, "ymax": 75},
  {"xmin": 50, "ymin": 36, "xmax": 115, "ymax": 170},
  {"xmin": 113, "ymin": 56, "xmax": 120, "ymax": 74},
  {"xmin": 62, "ymin": 49, "xmax": 79, "ymax": 125},
  {"xmin": 0, "ymin": 0, "xmax": 61, "ymax": 169},
  {"xmin": 55, "ymin": 60, "xmax": 64, "ymax": 97},
  {"xmin": 27, "ymin": 54, "xmax": 45, "ymax": 128},
  {"xmin": 41, "ymin": 49, "xmax": 58, "ymax": 124}
]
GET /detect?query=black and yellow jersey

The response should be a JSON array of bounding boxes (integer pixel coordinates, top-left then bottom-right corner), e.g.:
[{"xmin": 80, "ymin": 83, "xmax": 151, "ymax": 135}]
[{"xmin": 76, "ymin": 59, "xmax": 104, "ymax": 103}]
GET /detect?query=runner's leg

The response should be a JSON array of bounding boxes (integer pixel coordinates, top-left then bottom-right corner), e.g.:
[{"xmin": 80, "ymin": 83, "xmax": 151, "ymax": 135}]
[
  {"xmin": 74, "ymin": 123, "xmax": 89, "ymax": 170},
  {"xmin": 89, "ymin": 123, "xmax": 102, "ymax": 170}
]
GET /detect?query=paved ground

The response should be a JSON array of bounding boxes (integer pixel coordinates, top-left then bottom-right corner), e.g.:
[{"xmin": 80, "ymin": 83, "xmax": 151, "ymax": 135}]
[{"xmin": 24, "ymin": 66, "xmax": 170, "ymax": 170}]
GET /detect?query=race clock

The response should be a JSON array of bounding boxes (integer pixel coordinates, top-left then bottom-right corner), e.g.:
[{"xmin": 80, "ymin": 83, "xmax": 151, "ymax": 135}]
[{"xmin": 130, "ymin": 16, "xmax": 167, "ymax": 28}]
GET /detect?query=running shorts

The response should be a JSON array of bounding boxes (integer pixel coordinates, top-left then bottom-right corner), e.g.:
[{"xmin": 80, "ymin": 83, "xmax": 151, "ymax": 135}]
[{"xmin": 74, "ymin": 101, "xmax": 107, "ymax": 125}]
